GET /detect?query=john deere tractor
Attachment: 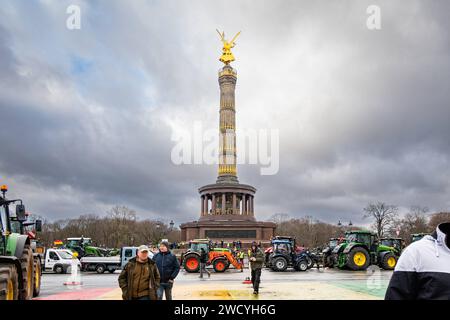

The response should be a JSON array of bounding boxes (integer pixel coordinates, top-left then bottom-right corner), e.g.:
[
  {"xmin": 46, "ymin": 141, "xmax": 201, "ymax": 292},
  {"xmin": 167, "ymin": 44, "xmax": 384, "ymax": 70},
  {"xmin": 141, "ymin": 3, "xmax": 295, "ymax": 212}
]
[
  {"xmin": 332, "ymin": 230, "xmax": 398, "ymax": 271},
  {"xmin": 65, "ymin": 237, "xmax": 114, "ymax": 258},
  {"xmin": 0, "ymin": 185, "xmax": 38, "ymax": 300}
]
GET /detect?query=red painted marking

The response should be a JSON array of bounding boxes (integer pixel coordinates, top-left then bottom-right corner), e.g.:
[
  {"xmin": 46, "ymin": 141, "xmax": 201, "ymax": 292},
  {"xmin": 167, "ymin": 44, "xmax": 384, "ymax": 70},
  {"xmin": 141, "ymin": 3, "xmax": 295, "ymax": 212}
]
[{"xmin": 34, "ymin": 287, "xmax": 115, "ymax": 300}]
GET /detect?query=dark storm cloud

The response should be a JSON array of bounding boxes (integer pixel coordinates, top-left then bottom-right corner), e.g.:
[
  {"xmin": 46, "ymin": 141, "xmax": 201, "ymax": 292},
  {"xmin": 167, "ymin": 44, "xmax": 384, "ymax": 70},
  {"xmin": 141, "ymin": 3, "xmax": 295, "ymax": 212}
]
[{"xmin": 0, "ymin": 0, "xmax": 449, "ymax": 225}]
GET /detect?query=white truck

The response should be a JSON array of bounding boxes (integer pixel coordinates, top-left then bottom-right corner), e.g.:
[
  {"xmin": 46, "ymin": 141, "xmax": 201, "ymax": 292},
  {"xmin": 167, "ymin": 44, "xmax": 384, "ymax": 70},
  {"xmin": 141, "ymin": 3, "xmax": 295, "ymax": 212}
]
[
  {"xmin": 80, "ymin": 247, "xmax": 155, "ymax": 274},
  {"xmin": 80, "ymin": 256, "xmax": 121, "ymax": 274},
  {"xmin": 43, "ymin": 249, "xmax": 81, "ymax": 274}
]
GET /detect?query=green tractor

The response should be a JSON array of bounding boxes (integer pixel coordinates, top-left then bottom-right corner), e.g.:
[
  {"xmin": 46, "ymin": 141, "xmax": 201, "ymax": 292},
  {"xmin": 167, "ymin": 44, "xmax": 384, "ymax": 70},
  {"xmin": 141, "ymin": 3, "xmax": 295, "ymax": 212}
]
[
  {"xmin": 332, "ymin": 230, "xmax": 398, "ymax": 271},
  {"xmin": 65, "ymin": 237, "xmax": 114, "ymax": 258},
  {"xmin": 0, "ymin": 185, "xmax": 39, "ymax": 300}
]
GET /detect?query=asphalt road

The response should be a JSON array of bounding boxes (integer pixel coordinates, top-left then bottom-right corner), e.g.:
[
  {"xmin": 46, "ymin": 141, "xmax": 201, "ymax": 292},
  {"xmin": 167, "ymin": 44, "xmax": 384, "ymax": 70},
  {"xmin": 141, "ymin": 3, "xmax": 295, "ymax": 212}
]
[{"xmin": 36, "ymin": 266, "xmax": 393, "ymax": 300}]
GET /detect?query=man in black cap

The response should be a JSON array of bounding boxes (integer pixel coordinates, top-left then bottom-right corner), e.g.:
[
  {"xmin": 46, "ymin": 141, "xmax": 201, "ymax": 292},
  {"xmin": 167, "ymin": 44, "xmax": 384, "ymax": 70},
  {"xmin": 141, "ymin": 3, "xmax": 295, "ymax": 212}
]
[
  {"xmin": 153, "ymin": 241, "xmax": 180, "ymax": 300},
  {"xmin": 118, "ymin": 245, "xmax": 160, "ymax": 300}
]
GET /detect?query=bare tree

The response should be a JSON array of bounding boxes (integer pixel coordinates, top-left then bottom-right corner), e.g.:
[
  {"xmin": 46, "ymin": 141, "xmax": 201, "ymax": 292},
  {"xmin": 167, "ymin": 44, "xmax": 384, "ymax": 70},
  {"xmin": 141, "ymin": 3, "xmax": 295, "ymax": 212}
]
[
  {"xmin": 428, "ymin": 212, "xmax": 450, "ymax": 230},
  {"xmin": 390, "ymin": 206, "xmax": 430, "ymax": 243},
  {"xmin": 363, "ymin": 202, "xmax": 398, "ymax": 238}
]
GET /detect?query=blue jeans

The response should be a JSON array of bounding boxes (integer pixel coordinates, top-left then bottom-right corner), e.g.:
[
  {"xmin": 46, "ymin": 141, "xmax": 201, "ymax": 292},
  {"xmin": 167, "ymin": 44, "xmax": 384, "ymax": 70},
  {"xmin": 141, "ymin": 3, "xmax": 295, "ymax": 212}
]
[{"xmin": 157, "ymin": 282, "xmax": 173, "ymax": 300}]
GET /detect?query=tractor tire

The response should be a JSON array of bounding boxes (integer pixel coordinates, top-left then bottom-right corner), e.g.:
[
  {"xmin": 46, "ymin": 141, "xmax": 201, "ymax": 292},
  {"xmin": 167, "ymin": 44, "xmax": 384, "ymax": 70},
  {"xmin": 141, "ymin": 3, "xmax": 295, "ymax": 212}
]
[
  {"xmin": 19, "ymin": 244, "xmax": 35, "ymax": 300},
  {"xmin": 183, "ymin": 254, "xmax": 200, "ymax": 273},
  {"xmin": 306, "ymin": 256, "xmax": 314, "ymax": 269},
  {"xmin": 108, "ymin": 269, "xmax": 116, "ymax": 274},
  {"xmin": 0, "ymin": 264, "xmax": 19, "ymax": 300},
  {"xmin": 346, "ymin": 247, "xmax": 370, "ymax": 271},
  {"xmin": 380, "ymin": 252, "xmax": 397, "ymax": 270},
  {"xmin": 213, "ymin": 259, "xmax": 228, "ymax": 273},
  {"xmin": 33, "ymin": 258, "xmax": 42, "ymax": 297},
  {"xmin": 296, "ymin": 259, "xmax": 308, "ymax": 272},
  {"xmin": 272, "ymin": 257, "xmax": 288, "ymax": 272},
  {"xmin": 95, "ymin": 264, "xmax": 106, "ymax": 274}
]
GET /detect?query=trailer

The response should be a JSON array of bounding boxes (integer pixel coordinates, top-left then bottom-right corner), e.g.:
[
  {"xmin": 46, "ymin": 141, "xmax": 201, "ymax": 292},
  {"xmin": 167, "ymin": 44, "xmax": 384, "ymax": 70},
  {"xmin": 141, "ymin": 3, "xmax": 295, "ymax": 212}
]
[{"xmin": 80, "ymin": 256, "xmax": 121, "ymax": 274}]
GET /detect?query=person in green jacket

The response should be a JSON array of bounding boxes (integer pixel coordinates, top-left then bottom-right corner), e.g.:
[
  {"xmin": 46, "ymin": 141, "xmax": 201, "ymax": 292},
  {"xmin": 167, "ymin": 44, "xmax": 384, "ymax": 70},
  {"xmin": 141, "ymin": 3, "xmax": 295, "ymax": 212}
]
[
  {"xmin": 248, "ymin": 242, "xmax": 264, "ymax": 295},
  {"xmin": 118, "ymin": 245, "xmax": 160, "ymax": 300}
]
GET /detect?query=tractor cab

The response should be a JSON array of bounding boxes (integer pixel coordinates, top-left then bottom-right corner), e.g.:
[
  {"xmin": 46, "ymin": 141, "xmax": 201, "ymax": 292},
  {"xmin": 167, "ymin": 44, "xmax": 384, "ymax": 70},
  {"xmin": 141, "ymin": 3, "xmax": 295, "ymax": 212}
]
[
  {"xmin": 188, "ymin": 239, "xmax": 211, "ymax": 254},
  {"xmin": 328, "ymin": 238, "xmax": 340, "ymax": 250},
  {"xmin": 66, "ymin": 237, "xmax": 93, "ymax": 247},
  {"xmin": 380, "ymin": 237, "xmax": 405, "ymax": 254},
  {"xmin": 273, "ymin": 240, "xmax": 293, "ymax": 255},
  {"xmin": 411, "ymin": 233, "xmax": 429, "ymax": 243}
]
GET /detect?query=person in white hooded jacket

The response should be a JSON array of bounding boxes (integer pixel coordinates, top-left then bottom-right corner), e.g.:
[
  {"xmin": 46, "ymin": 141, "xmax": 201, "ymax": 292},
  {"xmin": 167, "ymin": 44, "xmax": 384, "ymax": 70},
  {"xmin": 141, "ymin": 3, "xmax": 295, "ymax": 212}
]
[{"xmin": 385, "ymin": 222, "xmax": 450, "ymax": 300}]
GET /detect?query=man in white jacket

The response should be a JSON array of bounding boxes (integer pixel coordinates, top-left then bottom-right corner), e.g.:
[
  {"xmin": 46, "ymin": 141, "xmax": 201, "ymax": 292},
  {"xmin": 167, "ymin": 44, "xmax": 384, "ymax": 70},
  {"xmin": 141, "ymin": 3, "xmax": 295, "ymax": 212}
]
[{"xmin": 385, "ymin": 222, "xmax": 450, "ymax": 300}]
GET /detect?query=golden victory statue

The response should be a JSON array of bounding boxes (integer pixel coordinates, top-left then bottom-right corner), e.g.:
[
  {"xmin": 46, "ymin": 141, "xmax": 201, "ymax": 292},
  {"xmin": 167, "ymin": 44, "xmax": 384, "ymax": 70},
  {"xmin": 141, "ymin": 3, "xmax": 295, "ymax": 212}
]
[{"xmin": 216, "ymin": 29, "xmax": 241, "ymax": 65}]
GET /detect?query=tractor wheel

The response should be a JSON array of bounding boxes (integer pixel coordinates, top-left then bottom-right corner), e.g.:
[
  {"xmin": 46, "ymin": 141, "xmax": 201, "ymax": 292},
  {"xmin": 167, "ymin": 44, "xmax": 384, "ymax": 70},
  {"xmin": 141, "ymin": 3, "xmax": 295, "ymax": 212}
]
[
  {"xmin": 19, "ymin": 244, "xmax": 35, "ymax": 300},
  {"xmin": 213, "ymin": 259, "xmax": 227, "ymax": 273},
  {"xmin": 324, "ymin": 255, "xmax": 334, "ymax": 268},
  {"xmin": 108, "ymin": 269, "xmax": 116, "ymax": 274},
  {"xmin": 272, "ymin": 257, "xmax": 288, "ymax": 272},
  {"xmin": 0, "ymin": 264, "xmax": 19, "ymax": 300},
  {"xmin": 95, "ymin": 264, "xmax": 106, "ymax": 274},
  {"xmin": 346, "ymin": 247, "xmax": 370, "ymax": 271},
  {"xmin": 183, "ymin": 255, "xmax": 200, "ymax": 273},
  {"xmin": 296, "ymin": 259, "xmax": 308, "ymax": 272},
  {"xmin": 306, "ymin": 256, "xmax": 314, "ymax": 269},
  {"xmin": 380, "ymin": 253, "xmax": 397, "ymax": 270},
  {"xmin": 33, "ymin": 258, "xmax": 41, "ymax": 297}
]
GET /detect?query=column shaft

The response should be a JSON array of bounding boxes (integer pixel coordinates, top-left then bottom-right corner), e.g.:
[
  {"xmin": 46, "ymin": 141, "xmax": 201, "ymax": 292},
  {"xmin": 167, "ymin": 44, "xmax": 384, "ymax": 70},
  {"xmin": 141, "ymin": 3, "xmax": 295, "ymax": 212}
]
[
  {"xmin": 232, "ymin": 194, "xmax": 237, "ymax": 215},
  {"xmin": 201, "ymin": 195, "xmax": 204, "ymax": 216},
  {"xmin": 222, "ymin": 193, "xmax": 226, "ymax": 215},
  {"xmin": 204, "ymin": 195, "xmax": 209, "ymax": 215}
]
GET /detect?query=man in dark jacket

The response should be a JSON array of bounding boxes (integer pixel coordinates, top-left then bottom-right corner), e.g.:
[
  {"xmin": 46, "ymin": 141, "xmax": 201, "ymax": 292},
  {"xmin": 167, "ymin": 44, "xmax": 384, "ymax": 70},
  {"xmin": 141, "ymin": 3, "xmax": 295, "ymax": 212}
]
[
  {"xmin": 118, "ymin": 245, "xmax": 160, "ymax": 300},
  {"xmin": 199, "ymin": 247, "xmax": 210, "ymax": 278},
  {"xmin": 153, "ymin": 241, "xmax": 180, "ymax": 300},
  {"xmin": 249, "ymin": 242, "xmax": 264, "ymax": 295},
  {"xmin": 385, "ymin": 222, "xmax": 450, "ymax": 300}
]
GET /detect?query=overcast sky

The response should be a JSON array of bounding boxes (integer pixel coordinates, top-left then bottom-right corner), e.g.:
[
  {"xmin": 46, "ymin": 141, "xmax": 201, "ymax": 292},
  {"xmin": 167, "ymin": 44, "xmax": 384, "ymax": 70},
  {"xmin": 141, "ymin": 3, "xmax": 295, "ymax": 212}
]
[{"xmin": 1, "ymin": 0, "xmax": 449, "ymax": 226}]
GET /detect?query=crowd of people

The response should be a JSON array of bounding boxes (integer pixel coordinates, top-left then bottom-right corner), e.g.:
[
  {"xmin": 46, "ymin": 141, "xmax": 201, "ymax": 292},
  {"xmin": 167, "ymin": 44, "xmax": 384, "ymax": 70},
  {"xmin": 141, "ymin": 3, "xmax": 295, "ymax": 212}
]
[
  {"xmin": 118, "ymin": 222, "xmax": 450, "ymax": 300},
  {"xmin": 118, "ymin": 239, "xmax": 265, "ymax": 299}
]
